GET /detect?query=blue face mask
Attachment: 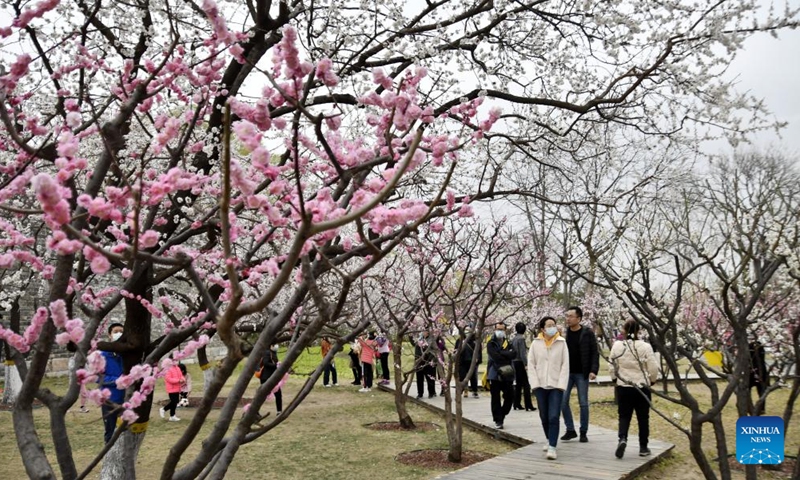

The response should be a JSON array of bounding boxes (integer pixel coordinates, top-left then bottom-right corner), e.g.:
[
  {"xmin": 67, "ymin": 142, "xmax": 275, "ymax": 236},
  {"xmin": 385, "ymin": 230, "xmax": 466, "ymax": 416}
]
[{"xmin": 545, "ymin": 327, "xmax": 558, "ymax": 337}]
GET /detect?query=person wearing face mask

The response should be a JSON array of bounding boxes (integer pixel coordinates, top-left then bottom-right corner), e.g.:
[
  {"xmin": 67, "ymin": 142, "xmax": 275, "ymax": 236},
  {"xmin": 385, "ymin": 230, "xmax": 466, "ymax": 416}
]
[
  {"xmin": 528, "ymin": 316, "xmax": 569, "ymax": 460},
  {"xmin": 486, "ymin": 323, "xmax": 516, "ymax": 429},
  {"xmin": 99, "ymin": 322, "xmax": 125, "ymax": 442}
]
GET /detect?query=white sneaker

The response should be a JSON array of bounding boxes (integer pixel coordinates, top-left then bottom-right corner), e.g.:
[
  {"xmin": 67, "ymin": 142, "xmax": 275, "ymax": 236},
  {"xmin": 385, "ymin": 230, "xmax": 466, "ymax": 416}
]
[
  {"xmin": 542, "ymin": 444, "xmax": 549, "ymax": 451},
  {"xmin": 359, "ymin": 387, "xmax": 368, "ymax": 392},
  {"xmin": 546, "ymin": 447, "xmax": 557, "ymax": 460},
  {"xmin": 324, "ymin": 384, "xmax": 331, "ymax": 388},
  {"xmin": 169, "ymin": 416, "xmax": 181, "ymax": 422},
  {"xmin": 159, "ymin": 407, "xmax": 165, "ymax": 419}
]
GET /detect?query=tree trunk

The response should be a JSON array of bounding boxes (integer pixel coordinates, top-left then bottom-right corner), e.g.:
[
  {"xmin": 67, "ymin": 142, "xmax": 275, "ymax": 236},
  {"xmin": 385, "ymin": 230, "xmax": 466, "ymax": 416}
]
[
  {"xmin": 2, "ymin": 361, "xmax": 22, "ymax": 405},
  {"xmin": 198, "ymin": 346, "xmax": 216, "ymax": 394},
  {"xmin": 203, "ymin": 364, "xmax": 216, "ymax": 394},
  {"xmin": 711, "ymin": 416, "xmax": 732, "ymax": 480},
  {"xmin": 392, "ymin": 339, "xmax": 415, "ymax": 429},
  {"xmin": 100, "ymin": 428, "xmax": 147, "ymax": 480},
  {"xmin": 446, "ymin": 378, "xmax": 463, "ymax": 463},
  {"xmin": 689, "ymin": 415, "xmax": 718, "ymax": 480}
]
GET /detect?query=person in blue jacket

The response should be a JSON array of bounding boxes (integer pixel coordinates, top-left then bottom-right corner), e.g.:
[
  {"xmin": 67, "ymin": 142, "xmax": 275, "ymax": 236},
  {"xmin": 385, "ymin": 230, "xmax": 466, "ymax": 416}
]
[{"xmin": 99, "ymin": 322, "xmax": 125, "ymax": 443}]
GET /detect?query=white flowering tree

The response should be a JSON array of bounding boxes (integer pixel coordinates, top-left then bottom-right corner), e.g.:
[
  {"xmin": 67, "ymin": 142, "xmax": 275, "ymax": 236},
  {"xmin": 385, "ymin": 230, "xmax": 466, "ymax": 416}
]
[
  {"xmin": 577, "ymin": 151, "xmax": 800, "ymax": 480},
  {"xmin": 369, "ymin": 216, "xmax": 544, "ymax": 462},
  {"xmin": 0, "ymin": 0, "xmax": 797, "ymax": 478}
]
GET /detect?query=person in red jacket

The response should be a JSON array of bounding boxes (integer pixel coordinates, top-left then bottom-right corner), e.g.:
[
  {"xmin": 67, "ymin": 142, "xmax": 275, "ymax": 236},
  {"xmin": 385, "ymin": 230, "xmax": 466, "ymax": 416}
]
[{"xmin": 160, "ymin": 362, "xmax": 185, "ymax": 421}]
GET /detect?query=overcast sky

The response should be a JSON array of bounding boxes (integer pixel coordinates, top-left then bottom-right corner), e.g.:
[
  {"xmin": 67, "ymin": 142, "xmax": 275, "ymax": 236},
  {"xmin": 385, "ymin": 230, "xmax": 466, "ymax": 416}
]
[{"xmin": 710, "ymin": 23, "xmax": 800, "ymax": 157}]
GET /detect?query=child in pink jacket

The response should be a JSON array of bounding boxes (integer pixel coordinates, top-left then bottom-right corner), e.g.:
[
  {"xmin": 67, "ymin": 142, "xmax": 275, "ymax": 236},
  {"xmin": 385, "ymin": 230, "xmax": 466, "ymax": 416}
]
[{"xmin": 160, "ymin": 363, "xmax": 185, "ymax": 421}]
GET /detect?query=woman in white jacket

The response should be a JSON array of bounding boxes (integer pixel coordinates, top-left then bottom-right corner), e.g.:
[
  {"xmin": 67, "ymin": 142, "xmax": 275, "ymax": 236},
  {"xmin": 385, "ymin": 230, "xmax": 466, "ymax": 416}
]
[
  {"xmin": 609, "ymin": 320, "xmax": 659, "ymax": 459},
  {"xmin": 527, "ymin": 316, "xmax": 570, "ymax": 460}
]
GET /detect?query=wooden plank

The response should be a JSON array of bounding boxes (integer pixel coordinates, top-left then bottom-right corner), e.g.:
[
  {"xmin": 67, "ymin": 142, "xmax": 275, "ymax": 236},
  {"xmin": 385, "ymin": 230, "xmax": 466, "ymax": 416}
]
[{"xmin": 378, "ymin": 383, "xmax": 674, "ymax": 480}]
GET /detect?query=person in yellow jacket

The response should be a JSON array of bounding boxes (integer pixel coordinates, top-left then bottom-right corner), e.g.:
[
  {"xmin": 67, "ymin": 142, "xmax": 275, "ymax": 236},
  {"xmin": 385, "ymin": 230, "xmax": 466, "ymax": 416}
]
[{"xmin": 527, "ymin": 316, "xmax": 569, "ymax": 460}]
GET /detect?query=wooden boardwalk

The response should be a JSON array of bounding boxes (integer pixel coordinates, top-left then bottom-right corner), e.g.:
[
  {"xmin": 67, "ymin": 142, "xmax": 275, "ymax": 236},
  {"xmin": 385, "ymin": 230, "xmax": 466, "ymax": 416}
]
[{"xmin": 378, "ymin": 383, "xmax": 674, "ymax": 480}]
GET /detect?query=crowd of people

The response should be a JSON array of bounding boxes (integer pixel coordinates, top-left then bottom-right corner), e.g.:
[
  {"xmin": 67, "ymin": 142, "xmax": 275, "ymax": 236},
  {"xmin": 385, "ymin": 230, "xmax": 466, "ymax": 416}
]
[
  {"xmin": 83, "ymin": 307, "xmax": 662, "ymax": 464},
  {"xmin": 484, "ymin": 306, "xmax": 659, "ymax": 461}
]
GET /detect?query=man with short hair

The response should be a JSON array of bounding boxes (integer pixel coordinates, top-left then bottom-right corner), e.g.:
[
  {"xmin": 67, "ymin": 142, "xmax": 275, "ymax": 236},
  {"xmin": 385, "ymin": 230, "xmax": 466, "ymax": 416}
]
[
  {"xmin": 486, "ymin": 323, "xmax": 515, "ymax": 429},
  {"xmin": 560, "ymin": 306, "xmax": 599, "ymax": 443},
  {"xmin": 99, "ymin": 322, "xmax": 125, "ymax": 443}
]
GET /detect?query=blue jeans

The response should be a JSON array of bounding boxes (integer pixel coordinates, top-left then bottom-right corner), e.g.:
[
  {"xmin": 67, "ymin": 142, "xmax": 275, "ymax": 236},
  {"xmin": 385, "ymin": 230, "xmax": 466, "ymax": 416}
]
[
  {"xmin": 562, "ymin": 373, "xmax": 589, "ymax": 434},
  {"xmin": 535, "ymin": 388, "xmax": 564, "ymax": 447}
]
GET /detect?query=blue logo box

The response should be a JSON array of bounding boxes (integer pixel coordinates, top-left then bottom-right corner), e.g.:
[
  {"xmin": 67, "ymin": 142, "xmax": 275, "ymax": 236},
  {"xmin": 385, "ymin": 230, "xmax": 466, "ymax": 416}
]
[{"xmin": 736, "ymin": 416, "xmax": 784, "ymax": 465}]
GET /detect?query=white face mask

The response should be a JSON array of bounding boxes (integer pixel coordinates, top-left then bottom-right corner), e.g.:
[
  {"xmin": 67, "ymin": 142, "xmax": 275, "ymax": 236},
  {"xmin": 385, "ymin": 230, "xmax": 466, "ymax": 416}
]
[
  {"xmin": 111, "ymin": 332, "xmax": 122, "ymax": 341},
  {"xmin": 495, "ymin": 331, "xmax": 505, "ymax": 340},
  {"xmin": 545, "ymin": 327, "xmax": 558, "ymax": 337}
]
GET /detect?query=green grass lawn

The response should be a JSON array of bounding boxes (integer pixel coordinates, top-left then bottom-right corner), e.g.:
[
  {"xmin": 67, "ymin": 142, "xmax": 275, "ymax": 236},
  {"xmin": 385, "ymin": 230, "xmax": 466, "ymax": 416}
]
[{"xmin": 0, "ymin": 359, "xmax": 512, "ymax": 480}]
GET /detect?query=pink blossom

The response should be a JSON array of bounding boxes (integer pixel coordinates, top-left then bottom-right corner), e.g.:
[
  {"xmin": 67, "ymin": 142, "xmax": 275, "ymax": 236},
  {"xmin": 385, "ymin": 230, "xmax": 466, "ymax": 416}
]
[
  {"xmin": 429, "ymin": 222, "xmax": 444, "ymax": 233},
  {"xmin": 0, "ymin": 253, "xmax": 15, "ymax": 268},
  {"xmin": 446, "ymin": 190, "xmax": 456, "ymax": 211},
  {"xmin": 139, "ymin": 230, "xmax": 160, "ymax": 248},
  {"xmin": 57, "ymin": 131, "xmax": 80, "ymax": 157},
  {"xmin": 90, "ymin": 255, "xmax": 110, "ymax": 274},
  {"xmin": 65, "ymin": 111, "xmax": 81, "ymax": 128},
  {"xmin": 372, "ymin": 69, "xmax": 394, "ymax": 90},
  {"xmin": 316, "ymin": 58, "xmax": 339, "ymax": 86},
  {"xmin": 120, "ymin": 409, "xmax": 139, "ymax": 424},
  {"xmin": 50, "ymin": 299, "xmax": 68, "ymax": 328},
  {"xmin": 84, "ymin": 387, "xmax": 111, "ymax": 406}
]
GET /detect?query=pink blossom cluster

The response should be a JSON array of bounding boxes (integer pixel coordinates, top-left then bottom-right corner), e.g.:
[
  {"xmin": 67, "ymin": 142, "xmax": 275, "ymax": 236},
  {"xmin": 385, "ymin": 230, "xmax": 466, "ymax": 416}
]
[
  {"xmin": 272, "ymin": 26, "xmax": 313, "ymax": 82},
  {"xmin": 0, "ymin": 307, "xmax": 48, "ymax": 353},
  {"xmin": 82, "ymin": 245, "xmax": 111, "ymax": 274},
  {"xmin": 144, "ymin": 167, "xmax": 205, "ymax": 205},
  {"xmin": 0, "ymin": 54, "xmax": 32, "ymax": 92},
  {"xmin": 77, "ymin": 193, "xmax": 124, "ymax": 223},
  {"xmin": 10, "ymin": 0, "xmax": 60, "ymax": 30},
  {"xmin": 31, "ymin": 173, "xmax": 71, "ymax": 228},
  {"xmin": 366, "ymin": 200, "xmax": 429, "ymax": 235},
  {"xmin": 171, "ymin": 335, "xmax": 211, "ymax": 361}
]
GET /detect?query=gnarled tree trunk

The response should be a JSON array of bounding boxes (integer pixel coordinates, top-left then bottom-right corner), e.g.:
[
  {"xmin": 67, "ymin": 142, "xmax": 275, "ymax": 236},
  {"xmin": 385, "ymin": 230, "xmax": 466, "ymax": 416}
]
[{"xmin": 100, "ymin": 428, "xmax": 147, "ymax": 480}]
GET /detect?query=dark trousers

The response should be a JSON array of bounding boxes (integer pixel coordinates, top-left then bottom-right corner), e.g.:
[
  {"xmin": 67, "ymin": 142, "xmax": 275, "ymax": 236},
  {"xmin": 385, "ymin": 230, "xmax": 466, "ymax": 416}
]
[
  {"xmin": 363, "ymin": 362, "xmax": 374, "ymax": 388},
  {"xmin": 489, "ymin": 379, "xmax": 514, "ymax": 424},
  {"xmin": 535, "ymin": 388, "xmax": 564, "ymax": 447},
  {"xmin": 459, "ymin": 365, "xmax": 479, "ymax": 393},
  {"xmin": 513, "ymin": 360, "xmax": 534, "ymax": 409},
  {"xmin": 617, "ymin": 386, "xmax": 651, "ymax": 448},
  {"xmin": 323, "ymin": 362, "xmax": 337, "ymax": 385},
  {"xmin": 101, "ymin": 404, "xmax": 119, "ymax": 443},
  {"xmin": 274, "ymin": 388, "xmax": 283, "ymax": 412},
  {"xmin": 349, "ymin": 352, "xmax": 361, "ymax": 384},
  {"xmin": 416, "ymin": 365, "xmax": 436, "ymax": 397},
  {"xmin": 380, "ymin": 352, "xmax": 390, "ymax": 380},
  {"xmin": 165, "ymin": 392, "xmax": 180, "ymax": 417},
  {"xmin": 260, "ymin": 370, "xmax": 283, "ymax": 413}
]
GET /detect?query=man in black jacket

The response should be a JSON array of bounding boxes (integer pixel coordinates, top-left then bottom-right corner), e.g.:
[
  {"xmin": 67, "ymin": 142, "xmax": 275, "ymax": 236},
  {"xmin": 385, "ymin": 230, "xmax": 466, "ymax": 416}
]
[
  {"xmin": 560, "ymin": 306, "xmax": 599, "ymax": 443},
  {"xmin": 487, "ymin": 323, "xmax": 516, "ymax": 429}
]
